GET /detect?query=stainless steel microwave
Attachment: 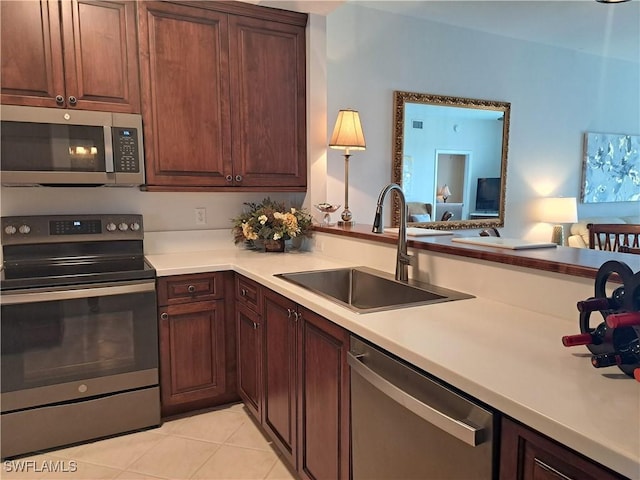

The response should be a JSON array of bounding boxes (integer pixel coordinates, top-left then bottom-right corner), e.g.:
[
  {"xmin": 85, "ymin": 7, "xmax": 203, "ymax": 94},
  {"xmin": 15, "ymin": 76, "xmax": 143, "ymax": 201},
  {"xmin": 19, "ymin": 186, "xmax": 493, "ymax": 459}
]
[{"xmin": 1, "ymin": 105, "xmax": 144, "ymax": 186}]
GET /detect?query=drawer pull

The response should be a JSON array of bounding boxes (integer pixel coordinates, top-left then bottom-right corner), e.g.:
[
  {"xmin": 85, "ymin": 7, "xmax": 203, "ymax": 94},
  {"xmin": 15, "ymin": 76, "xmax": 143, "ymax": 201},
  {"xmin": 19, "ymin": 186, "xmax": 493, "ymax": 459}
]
[
  {"xmin": 287, "ymin": 308, "xmax": 293, "ymax": 318},
  {"xmin": 241, "ymin": 288, "xmax": 248, "ymax": 297},
  {"xmin": 160, "ymin": 312, "xmax": 169, "ymax": 320},
  {"xmin": 187, "ymin": 285, "xmax": 196, "ymax": 293}
]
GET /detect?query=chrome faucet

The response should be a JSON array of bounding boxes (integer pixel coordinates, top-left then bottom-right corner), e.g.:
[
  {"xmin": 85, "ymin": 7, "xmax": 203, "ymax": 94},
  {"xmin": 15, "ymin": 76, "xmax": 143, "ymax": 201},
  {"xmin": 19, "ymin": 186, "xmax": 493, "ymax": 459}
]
[{"xmin": 372, "ymin": 183, "xmax": 412, "ymax": 282}]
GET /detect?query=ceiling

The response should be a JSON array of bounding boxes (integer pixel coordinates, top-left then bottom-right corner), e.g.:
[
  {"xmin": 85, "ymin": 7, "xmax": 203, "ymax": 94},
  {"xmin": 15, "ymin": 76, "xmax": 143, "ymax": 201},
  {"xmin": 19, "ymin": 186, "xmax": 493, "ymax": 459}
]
[{"xmin": 255, "ymin": 0, "xmax": 640, "ymax": 63}]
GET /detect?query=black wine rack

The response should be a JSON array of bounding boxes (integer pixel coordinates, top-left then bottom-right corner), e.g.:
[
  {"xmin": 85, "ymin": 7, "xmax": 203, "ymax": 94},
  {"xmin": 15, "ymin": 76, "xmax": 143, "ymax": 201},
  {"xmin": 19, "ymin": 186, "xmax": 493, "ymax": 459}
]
[{"xmin": 572, "ymin": 260, "xmax": 640, "ymax": 378}]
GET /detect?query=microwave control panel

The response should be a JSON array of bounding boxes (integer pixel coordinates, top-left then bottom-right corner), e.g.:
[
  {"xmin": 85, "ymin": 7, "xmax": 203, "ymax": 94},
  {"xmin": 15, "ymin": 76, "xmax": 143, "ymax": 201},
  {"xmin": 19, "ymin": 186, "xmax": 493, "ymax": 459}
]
[{"xmin": 113, "ymin": 128, "xmax": 140, "ymax": 173}]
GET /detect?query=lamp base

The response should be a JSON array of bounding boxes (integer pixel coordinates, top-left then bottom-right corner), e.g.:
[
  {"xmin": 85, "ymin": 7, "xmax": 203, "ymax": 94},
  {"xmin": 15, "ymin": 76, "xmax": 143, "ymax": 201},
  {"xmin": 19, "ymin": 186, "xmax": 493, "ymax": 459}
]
[
  {"xmin": 338, "ymin": 220, "xmax": 355, "ymax": 227},
  {"xmin": 551, "ymin": 225, "xmax": 565, "ymax": 246}
]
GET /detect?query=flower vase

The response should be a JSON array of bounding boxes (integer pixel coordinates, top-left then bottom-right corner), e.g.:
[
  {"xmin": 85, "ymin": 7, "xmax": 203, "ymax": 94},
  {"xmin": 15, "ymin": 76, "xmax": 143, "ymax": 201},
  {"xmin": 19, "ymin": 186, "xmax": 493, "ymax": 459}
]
[{"xmin": 264, "ymin": 239, "xmax": 285, "ymax": 252}]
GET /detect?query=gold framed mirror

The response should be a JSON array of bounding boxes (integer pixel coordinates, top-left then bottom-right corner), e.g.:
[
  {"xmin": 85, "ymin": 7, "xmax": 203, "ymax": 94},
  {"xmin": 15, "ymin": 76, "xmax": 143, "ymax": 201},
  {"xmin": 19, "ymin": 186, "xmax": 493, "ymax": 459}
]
[{"xmin": 391, "ymin": 91, "xmax": 510, "ymax": 229}]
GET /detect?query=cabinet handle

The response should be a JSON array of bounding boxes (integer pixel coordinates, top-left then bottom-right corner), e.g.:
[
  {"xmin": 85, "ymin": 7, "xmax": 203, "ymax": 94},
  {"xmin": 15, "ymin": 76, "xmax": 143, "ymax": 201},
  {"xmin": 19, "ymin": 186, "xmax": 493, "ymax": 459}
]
[
  {"xmin": 68, "ymin": 95, "xmax": 77, "ymax": 105},
  {"xmin": 225, "ymin": 175, "xmax": 233, "ymax": 182},
  {"xmin": 235, "ymin": 175, "xmax": 243, "ymax": 182},
  {"xmin": 241, "ymin": 288, "xmax": 247, "ymax": 297},
  {"xmin": 55, "ymin": 95, "xmax": 64, "ymax": 105},
  {"xmin": 287, "ymin": 308, "xmax": 293, "ymax": 319},
  {"xmin": 160, "ymin": 312, "xmax": 169, "ymax": 320},
  {"xmin": 533, "ymin": 458, "xmax": 575, "ymax": 480},
  {"xmin": 187, "ymin": 285, "xmax": 196, "ymax": 293},
  {"xmin": 252, "ymin": 321, "xmax": 259, "ymax": 330}
]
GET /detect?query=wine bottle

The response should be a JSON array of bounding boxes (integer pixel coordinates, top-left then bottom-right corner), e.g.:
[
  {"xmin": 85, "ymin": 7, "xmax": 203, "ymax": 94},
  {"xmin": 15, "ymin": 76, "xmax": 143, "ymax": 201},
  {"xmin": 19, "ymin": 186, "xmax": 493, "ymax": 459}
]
[
  {"xmin": 562, "ymin": 322, "xmax": 607, "ymax": 347},
  {"xmin": 606, "ymin": 311, "xmax": 640, "ymax": 329},
  {"xmin": 591, "ymin": 327, "xmax": 640, "ymax": 368},
  {"xmin": 576, "ymin": 287, "xmax": 625, "ymax": 313}
]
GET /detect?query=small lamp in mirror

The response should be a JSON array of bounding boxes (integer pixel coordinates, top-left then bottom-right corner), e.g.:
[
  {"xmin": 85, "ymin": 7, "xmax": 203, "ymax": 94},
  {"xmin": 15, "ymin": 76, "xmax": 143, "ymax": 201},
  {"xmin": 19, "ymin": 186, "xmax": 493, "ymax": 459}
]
[
  {"xmin": 438, "ymin": 184, "xmax": 452, "ymax": 203},
  {"xmin": 329, "ymin": 109, "xmax": 366, "ymax": 226},
  {"xmin": 538, "ymin": 197, "xmax": 578, "ymax": 246}
]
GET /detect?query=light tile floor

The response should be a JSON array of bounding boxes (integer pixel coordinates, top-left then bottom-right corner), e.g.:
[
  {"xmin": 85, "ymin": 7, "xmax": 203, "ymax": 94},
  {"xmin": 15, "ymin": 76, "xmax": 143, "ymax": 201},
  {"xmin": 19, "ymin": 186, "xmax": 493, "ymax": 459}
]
[{"xmin": 2, "ymin": 403, "xmax": 298, "ymax": 480}]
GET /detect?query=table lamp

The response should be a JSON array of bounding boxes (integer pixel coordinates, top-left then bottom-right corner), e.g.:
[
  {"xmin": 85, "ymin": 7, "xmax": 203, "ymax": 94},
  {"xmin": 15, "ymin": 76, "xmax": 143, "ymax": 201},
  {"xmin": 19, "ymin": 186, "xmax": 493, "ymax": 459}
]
[
  {"xmin": 438, "ymin": 184, "xmax": 452, "ymax": 203},
  {"xmin": 329, "ymin": 109, "xmax": 366, "ymax": 226},
  {"xmin": 539, "ymin": 197, "xmax": 578, "ymax": 245}
]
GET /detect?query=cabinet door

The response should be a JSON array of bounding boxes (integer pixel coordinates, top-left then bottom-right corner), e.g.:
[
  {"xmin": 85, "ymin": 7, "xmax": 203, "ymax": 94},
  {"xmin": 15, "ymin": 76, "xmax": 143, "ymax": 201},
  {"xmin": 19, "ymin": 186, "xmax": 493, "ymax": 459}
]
[
  {"xmin": 297, "ymin": 307, "xmax": 350, "ymax": 480},
  {"xmin": 60, "ymin": 0, "xmax": 140, "ymax": 112},
  {"xmin": 236, "ymin": 302, "xmax": 262, "ymax": 422},
  {"xmin": 500, "ymin": 417, "xmax": 625, "ymax": 480},
  {"xmin": 138, "ymin": 1, "xmax": 232, "ymax": 187},
  {"xmin": 262, "ymin": 289, "xmax": 298, "ymax": 467},
  {"xmin": 228, "ymin": 15, "xmax": 306, "ymax": 188},
  {"xmin": 158, "ymin": 300, "xmax": 226, "ymax": 414},
  {"xmin": 1, "ymin": 0, "xmax": 65, "ymax": 108}
]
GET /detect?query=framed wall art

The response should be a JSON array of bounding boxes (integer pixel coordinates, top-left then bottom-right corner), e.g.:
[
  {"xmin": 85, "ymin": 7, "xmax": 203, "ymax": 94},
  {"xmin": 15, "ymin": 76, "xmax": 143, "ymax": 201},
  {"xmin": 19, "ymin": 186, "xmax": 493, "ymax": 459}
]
[{"xmin": 580, "ymin": 132, "xmax": 640, "ymax": 203}]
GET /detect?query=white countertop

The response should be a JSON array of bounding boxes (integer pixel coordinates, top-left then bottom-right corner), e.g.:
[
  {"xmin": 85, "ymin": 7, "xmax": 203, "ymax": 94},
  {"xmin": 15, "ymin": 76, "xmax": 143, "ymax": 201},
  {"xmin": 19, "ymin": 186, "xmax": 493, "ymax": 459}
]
[{"xmin": 146, "ymin": 247, "xmax": 640, "ymax": 479}]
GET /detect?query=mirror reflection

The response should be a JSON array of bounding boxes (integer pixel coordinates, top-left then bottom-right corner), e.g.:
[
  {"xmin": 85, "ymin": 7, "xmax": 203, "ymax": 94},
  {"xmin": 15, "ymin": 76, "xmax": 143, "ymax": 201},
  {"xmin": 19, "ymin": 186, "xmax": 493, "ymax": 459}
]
[{"xmin": 391, "ymin": 91, "xmax": 510, "ymax": 229}]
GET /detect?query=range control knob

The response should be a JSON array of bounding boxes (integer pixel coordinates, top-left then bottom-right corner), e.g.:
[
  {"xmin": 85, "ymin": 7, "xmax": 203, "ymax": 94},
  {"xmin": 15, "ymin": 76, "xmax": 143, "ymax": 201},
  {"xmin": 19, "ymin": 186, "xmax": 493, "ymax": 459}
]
[
  {"xmin": 18, "ymin": 225, "xmax": 31, "ymax": 234},
  {"xmin": 4, "ymin": 225, "xmax": 17, "ymax": 235},
  {"xmin": 118, "ymin": 222, "xmax": 129, "ymax": 231},
  {"xmin": 106, "ymin": 222, "xmax": 117, "ymax": 232},
  {"xmin": 129, "ymin": 222, "xmax": 140, "ymax": 231}
]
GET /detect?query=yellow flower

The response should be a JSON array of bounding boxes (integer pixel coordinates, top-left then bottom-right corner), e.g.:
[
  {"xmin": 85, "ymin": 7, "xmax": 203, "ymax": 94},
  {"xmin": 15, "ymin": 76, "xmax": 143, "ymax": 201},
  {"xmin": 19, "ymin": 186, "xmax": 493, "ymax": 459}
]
[
  {"xmin": 258, "ymin": 214, "xmax": 268, "ymax": 225},
  {"xmin": 242, "ymin": 222, "xmax": 258, "ymax": 240}
]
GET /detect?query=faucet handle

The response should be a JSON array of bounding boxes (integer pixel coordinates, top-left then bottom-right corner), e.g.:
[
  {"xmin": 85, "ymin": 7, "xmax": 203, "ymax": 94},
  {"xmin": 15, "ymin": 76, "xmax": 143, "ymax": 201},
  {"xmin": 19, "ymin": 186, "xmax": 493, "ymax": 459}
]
[{"xmin": 399, "ymin": 251, "xmax": 413, "ymax": 265}]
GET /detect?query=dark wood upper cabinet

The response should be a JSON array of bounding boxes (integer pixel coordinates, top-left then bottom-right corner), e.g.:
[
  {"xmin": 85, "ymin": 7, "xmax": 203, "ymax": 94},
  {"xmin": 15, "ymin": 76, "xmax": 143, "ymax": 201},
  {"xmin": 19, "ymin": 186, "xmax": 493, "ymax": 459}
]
[
  {"xmin": 1, "ymin": 0, "xmax": 140, "ymax": 113},
  {"xmin": 138, "ymin": 1, "xmax": 307, "ymax": 191},
  {"xmin": 228, "ymin": 14, "xmax": 307, "ymax": 188}
]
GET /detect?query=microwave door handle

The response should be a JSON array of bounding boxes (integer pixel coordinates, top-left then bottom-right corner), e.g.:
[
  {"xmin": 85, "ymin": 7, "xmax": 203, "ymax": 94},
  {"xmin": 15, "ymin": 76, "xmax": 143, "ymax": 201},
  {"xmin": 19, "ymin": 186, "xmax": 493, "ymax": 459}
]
[{"xmin": 104, "ymin": 126, "xmax": 114, "ymax": 173}]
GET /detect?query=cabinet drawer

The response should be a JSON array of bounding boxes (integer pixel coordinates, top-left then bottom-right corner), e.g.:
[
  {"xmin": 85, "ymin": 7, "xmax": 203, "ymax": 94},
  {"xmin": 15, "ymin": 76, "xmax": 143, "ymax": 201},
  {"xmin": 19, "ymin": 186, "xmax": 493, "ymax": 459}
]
[
  {"xmin": 157, "ymin": 273, "xmax": 223, "ymax": 305},
  {"xmin": 235, "ymin": 275, "xmax": 262, "ymax": 313}
]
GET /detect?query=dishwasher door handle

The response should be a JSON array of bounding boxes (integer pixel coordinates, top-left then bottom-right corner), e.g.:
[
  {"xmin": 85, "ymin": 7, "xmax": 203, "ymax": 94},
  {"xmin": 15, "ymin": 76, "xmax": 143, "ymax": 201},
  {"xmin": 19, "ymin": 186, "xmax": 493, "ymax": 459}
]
[{"xmin": 347, "ymin": 351, "xmax": 486, "ymax": 447}]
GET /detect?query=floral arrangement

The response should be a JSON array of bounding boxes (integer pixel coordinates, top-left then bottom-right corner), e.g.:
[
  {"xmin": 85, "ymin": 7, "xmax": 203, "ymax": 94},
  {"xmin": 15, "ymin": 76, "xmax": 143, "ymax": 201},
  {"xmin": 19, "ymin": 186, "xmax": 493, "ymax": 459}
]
[{"xmin": 232, "ymin": 198, "xmax": 313, "ymax": 246}]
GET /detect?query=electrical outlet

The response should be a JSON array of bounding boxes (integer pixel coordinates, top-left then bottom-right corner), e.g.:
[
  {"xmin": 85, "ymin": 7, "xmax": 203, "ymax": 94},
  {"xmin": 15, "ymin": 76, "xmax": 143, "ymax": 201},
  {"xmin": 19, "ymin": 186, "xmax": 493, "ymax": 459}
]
[{"xmin": 195, "ymin": 207, "xmax": 206, "ymax": 225}]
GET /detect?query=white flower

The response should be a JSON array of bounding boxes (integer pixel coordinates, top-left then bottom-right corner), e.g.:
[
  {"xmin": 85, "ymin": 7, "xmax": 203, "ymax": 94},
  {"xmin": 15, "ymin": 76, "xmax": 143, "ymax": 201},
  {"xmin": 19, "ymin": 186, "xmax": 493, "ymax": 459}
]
[
  {"xmin": 258, "ymin": 214, "xmax": 268, "ymax": 225},
  {"xmin": 273, "ymin": 232, "xmax": 282, "ymax": 240}
]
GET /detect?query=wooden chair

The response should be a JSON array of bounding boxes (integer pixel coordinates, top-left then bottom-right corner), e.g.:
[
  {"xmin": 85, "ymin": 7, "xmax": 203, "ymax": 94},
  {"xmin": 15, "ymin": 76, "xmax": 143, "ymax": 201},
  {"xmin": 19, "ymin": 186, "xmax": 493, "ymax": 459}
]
[{"xmin": 587, "ymin": 223, "xmax": 640, "ymax": 251}]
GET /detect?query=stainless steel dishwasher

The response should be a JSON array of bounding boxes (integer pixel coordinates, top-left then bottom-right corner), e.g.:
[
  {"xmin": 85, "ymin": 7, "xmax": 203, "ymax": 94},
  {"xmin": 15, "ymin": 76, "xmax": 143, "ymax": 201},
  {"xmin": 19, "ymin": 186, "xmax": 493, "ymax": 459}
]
[{"xmin": 348, "ymin": 336, "xmax": 497, "ymax": 480}]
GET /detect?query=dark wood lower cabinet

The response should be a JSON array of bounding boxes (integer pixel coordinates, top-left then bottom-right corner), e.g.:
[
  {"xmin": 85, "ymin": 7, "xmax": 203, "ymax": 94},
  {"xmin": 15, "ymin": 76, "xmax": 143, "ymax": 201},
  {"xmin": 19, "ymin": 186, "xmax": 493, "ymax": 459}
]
[
  {"xmin": 157, "ymin": 272, "xmax": 238, "ymax": 417},
  {"xmin": 262, "ymin": 289, "xmax": 298, "ymax": 467},
  {"xmin": 236, "ymin": 282, "xmax": 350, "ymax": 479},
  {"xmin": 235, "ymin": 301, "xmax": 262, "ymax": 421},
  {"xmin": 500, "ymin": 417, "xmax": 627, "ymax": 480},
  {"xmin": 297, "ymin": 306, "xmax": 350, "ymax": 480}
]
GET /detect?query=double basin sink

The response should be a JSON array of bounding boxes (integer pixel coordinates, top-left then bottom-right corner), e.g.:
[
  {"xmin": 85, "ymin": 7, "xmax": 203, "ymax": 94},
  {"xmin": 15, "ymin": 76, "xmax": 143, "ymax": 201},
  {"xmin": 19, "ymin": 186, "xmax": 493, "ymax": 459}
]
[{"xmin": 275, "ymin": 266, "xmax": 473, "ymax": 313}]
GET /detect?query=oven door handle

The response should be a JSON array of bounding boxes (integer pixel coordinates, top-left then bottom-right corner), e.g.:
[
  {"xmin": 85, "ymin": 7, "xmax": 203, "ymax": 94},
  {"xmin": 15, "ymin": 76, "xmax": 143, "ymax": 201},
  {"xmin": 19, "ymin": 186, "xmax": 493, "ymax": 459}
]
[{"xmin": 0, "ymin": 281, "xmax": 155, "ymax": 305}]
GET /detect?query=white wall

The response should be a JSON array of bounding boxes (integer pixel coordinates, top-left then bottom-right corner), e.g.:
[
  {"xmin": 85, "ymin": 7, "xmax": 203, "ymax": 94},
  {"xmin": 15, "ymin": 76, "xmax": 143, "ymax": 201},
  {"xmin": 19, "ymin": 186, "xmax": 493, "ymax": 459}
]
[{"xmin": 326, "ymin": 3, "xmax": 639, "ymax": 240}]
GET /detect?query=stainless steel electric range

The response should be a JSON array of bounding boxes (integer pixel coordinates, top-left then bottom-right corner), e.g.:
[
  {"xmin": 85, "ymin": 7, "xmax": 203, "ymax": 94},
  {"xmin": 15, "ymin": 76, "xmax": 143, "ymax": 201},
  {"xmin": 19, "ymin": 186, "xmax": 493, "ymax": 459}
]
[{"xmin": 0, "ymin": 214, "xmax": 160, "ymax": 458}]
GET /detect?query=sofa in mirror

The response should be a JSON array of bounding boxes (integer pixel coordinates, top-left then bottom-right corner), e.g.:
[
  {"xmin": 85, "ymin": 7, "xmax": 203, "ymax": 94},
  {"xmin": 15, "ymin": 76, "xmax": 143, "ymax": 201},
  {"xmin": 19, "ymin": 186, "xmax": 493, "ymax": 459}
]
[{"xmin": 391, "ymin": 91, "xmax": 510, "ymax": 230}]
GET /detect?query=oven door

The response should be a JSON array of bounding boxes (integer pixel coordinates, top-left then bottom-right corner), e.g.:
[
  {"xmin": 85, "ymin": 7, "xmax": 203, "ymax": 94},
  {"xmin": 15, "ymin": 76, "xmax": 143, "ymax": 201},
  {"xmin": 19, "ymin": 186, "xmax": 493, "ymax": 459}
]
[{"xmin": 0, "ymin": 279, "xmax": 158, "ymax": 412}]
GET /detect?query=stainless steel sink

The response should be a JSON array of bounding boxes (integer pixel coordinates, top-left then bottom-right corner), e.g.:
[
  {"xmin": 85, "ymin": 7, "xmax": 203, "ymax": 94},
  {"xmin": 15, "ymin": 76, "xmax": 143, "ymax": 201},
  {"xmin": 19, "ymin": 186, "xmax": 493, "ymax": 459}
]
[{"xmin": 275, "ymin": 266, "xmax": 473, "ymax": 313}]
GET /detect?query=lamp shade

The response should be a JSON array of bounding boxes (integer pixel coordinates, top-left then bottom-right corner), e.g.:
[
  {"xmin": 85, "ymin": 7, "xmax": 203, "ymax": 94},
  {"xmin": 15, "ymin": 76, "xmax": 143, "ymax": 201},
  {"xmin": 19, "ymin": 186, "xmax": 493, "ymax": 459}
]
[
  {"xmin": 538, "ymin": 197, "xmax": 578, "ymax": 223},
  {"xmin": 438, "ymin": 184, "xmax": 452, "ymax": 197},
  {"xmin": 329, "ymin": 109, "xmax": 366, "ymax": 151}
]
